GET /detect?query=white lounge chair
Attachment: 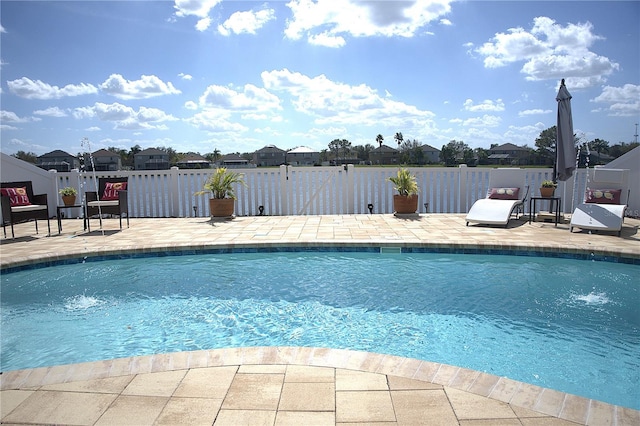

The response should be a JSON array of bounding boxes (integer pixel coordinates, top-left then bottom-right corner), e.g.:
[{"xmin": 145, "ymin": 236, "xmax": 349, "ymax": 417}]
[
  {"xmin": 466, "ymin": 168, "xmax": 529, "ymax": 227},
  {"xmin": 570, "ymin": 168, "xmax": 630, "ymax": 236}
]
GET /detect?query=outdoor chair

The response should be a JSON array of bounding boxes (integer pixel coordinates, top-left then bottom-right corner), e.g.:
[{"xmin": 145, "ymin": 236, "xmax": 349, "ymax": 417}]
[
  {"xmin": 570, "ymin": 168, "xmax": 629, "ymax": 236},
  {"xmin": 1, "ymin": 181, "xmax": 51, "ymax": 239},
  {"xmin": 465, "ymin": 168, "xmax": 529, "ymax": 227},
  {"xmin": 85, "ymin": 177, "xmax": 129, "ymax": 231}
]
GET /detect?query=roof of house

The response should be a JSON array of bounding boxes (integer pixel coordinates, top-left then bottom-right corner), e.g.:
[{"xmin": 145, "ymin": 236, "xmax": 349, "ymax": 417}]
[
  {"xmin": 372, "ymin": 144, "xmax": 399, "ymax": 153},
  {"xmin": 179, "ymin": 153, "xmax": 208, "ymax": 162},
  {"xmin": 39, "ymin": 150, "xmax": 74, "ymax": 158},
  {"xmin": 490, "ymin": 143, "xmax": 528, "ymax": 152},
  {"xmin": 91, "ymin": 149, "xmax": 119, "ymax": 157},
  {"xmin": 255, "ymin": 145, "xmax": 286, "ymax": 153},
  {"xmin": 220, "ymin": 153, "xmax": 249, "ymax": 163},
  {"xmin": 421, "ymin": 144, "xmax": 440, "ymax": 152},
  {"xmin": 136, "ymin": 148, "xmax": 168, "ymax": 156},
  {"xmin": 288, "ymin": 146, "xmax": 318, "ymax": 154}
]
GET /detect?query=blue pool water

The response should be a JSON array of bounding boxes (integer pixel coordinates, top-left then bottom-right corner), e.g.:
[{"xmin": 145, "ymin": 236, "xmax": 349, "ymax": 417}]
[{"xmin": 1, "ymin": 251, "xmax": 639, "ymax": 409}]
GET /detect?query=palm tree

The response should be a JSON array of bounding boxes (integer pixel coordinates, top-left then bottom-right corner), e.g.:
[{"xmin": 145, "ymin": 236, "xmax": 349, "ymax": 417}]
[
  {"xmin": 376, "ymin": 134, "xmax": 384, "ymax": 148},
  {"xmin": 394, "ymin": 132, "xmax": 403, "ymax": 147}
]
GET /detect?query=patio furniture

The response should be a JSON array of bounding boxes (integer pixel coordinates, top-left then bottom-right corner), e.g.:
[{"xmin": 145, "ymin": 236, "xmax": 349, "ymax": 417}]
[
  {"xmin": 465, "ymin": 168, "xmax": 529, "ymax": 227},
  {"xmin": 570, "ymin": 168, "xmax": 629, "ymax": 236},
  {"xmin": 85, "ymin": 177, "xmax": 129, "ymax": 231},
  {"xmin": 1, "ymin": 181, "xmax": 51, "ymax": 239}
]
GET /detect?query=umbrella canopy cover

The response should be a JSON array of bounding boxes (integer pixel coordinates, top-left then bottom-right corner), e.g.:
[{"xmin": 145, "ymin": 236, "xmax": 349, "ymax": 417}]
[{"xmin": 556, "ymin": 79, "xmax": 576, "ymax": 181}]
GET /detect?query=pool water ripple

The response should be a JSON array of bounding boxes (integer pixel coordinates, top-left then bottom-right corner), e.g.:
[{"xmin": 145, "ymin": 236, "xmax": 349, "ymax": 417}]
[{"xmin": 1, "ymin": 251, "xmax": 639, "ymax": 409}]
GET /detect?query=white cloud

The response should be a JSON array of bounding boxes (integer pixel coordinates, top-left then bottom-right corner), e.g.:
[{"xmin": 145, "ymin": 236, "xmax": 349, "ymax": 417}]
[
  {"xmin": 461, "ymin": 115, "xmax": 502, "ymax": 128},
  {"xmin": 440, "ymin": 19, "xmax": 452, "ymax": 26},
  {"xmin": 475, "ymin": 17, "xmax": 618, "ymax": 87},
  {"xmin": 184, "ymin": 100, "xmax": 198, "ymax": 110},
  {"xmin": 7, "ymin": 77, "xmax": 98, "ymax": 99},
  {"xmin": 463, "ymin": 99, "xmax": 505, "ymax": 112},
  {"xmin": 285, "ymin": 0, "xmax": 452, "ymax": 45},
  {"xmin": 74, "ymin": 102, "xmax": 177, "ymax": 130},
  {"xmin": 173, "ymin": 0, "xmax": 221, "ymax": 26},
  {"xmin": 261, "ymin": 68, "xmax": 434, "ymax": 129},
  {"xmin": 100, "ymin": 74, "xmax": 181, "ymax": 100},
  {"xmin": 178, "ymin": 73, "xmax": 193, "ymax": 80},
  {"xmin": 518, "ymin": 109, "xmax": 552, "ymax": 117},
  {"xmin": 196, "ymin": 17, "xmax": 211, "ymax": 31},
  {"xmin": 592, "ymin": 84, "xmax": 640, "ymax": 117},
  {"xmin": 33, "ymin": 107, "xmax": 67, "ymax": 117},
  {"xmin": 218, "ymin": 8, "xmax": 275, "ymax": 36},
  {"xmin": 1, "ymin": 110, "xmax": 31, "ymax": 123},
  {"xmin": 198, "ymin": 83, "xmax": 281, "ymax": 113},
  {"xmin": 185, "ymin": 108, "xmax": 249, "ymax": 133}
]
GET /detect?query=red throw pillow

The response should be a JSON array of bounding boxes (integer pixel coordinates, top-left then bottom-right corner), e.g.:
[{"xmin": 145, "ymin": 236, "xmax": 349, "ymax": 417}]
[
  {"xmin": 585, "ymin": 189, "xmax": 621, "ymax": 204},
  {"xmin": 102, "ymin": 182, "xmax": 127, "ymax": 201},
  {"xmin": 488, "ymin": 187, "xmax": 520, "ymax": 200},
  {"xmin": 0, "ymin": 187, "xmax": 31, "ymax": 207}
]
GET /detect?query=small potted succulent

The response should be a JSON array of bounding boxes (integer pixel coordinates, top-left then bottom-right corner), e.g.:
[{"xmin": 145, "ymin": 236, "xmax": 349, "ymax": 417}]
[
  {"xmin": 540, "ymin": 180, "xmax": 557, "ymax": 198},
  {"xmin": 388, "ymin": 167, "xmax": 419, "ymax": 214},
  {"xmin": 59, "ymin": 187, "xmax": 78, "ymax": 206},
  {"xmin": 195, "ymin": 167, "xmax": 246, "ymax": 217}
]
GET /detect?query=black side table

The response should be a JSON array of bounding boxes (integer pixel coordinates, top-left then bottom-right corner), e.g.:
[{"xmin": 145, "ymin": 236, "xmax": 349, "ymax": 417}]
[
  {"xmin": 529, "ymin": 197, "xmax": 561, "ymax": 226},
  {"xmin": 56, "ymin": 205, "xmax": 85, "ymax": 234}
]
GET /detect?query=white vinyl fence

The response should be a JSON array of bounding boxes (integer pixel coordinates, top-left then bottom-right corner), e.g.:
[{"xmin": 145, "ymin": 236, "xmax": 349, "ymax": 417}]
[{"xmin": 50, "ymin": 165, "xmax": 590, "ymax": 218}]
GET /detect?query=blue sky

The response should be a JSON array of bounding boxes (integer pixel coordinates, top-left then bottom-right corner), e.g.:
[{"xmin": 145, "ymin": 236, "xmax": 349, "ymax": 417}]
[{"xmin": 1, "ymin": 0, "xmax": 638, "ymax": 157}]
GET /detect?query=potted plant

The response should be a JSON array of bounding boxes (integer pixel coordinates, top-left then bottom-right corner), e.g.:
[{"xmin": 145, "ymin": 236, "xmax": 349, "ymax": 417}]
[
  {"xmin": 540, "ymin": 180, "xmax": 557, "ymax": 198},
  {"xmin": 195, "ymin": 167, "xmax": 246, "ymax": 217},
  {"xmin": 388, "ymin": 167, "xmax": 419, "ymax": 214},
  {"xmin": 59, "ymin": 186, "xmax": 78, "ymax": 206}
]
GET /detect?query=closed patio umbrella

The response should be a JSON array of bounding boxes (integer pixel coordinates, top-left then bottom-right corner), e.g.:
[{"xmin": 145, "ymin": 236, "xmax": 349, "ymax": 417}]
[{"xmin": 555, "ymin": 79, "xmax": 576, "ymax": 182}]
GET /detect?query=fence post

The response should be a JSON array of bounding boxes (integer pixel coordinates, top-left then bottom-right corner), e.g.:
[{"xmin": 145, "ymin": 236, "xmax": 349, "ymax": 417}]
[
  {"xmin": 346, "ymin": 164, "xmax": 355, "ymax": 214},
  {"xmin": 457, "ymin": 164, "xmax": 468, "ymax": 213},
  {"xmin": 169, "ymin": 167, "xmax": 180, "ymax": 217},
  {"xmin": 279, "ymin": 165, "xmax": 289, "ymax": 215}
]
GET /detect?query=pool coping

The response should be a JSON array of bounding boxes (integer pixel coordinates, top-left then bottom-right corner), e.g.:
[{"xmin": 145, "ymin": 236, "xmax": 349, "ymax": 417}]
[{"xmin": 2, "ymin": 347, "xmax": 638, "ymax": 425}]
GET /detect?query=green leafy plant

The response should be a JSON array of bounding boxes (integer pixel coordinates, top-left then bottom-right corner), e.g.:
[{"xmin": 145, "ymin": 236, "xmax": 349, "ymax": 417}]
[
  {"xmin": 195, "ymin": 167, "xmax": 246, "ymax": 199},
  {"xmin": 388, "ymin": 167, "xmax": 419, "ymax": 196},
  {"xmin": 58, "ymin": 187, "xmax": 77, "ymax": 196},
  {"xmin": 541, "ymin": 180, "xmax": 557, "ymax": 188}
]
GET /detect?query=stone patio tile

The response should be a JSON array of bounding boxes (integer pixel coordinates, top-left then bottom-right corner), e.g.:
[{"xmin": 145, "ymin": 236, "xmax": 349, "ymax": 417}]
[
  {"xmin": 278, "ymin": 382, "xmax": 335, "ymax": 411},
  {"xmin": 239, "ymin": 364, "xmax": 287, "ymax": 374},
  {"xmin": 336, "ymin": 390, "xmax": 396, "ymax": 423},
  {"xmin": 155, "ymin": 397, "xmax": 221, "ymax": 425},
  {"xmin": 0, "ymin": 390, "xmax": 34, "ymax": 419},
  {"xmin": 214, "ymin": 409, "xmax": 276, "ymax": 425},
  {"xmin": 446, "ymin": 387, "xmax": 517, "ymax": 420},
  {"xmin": 275, "ymin": 410, "xmax": 335, "ymax": 426},
  {"xmin": 221, "ymin": 373, "xmax": 284, "ymax": 410},
  {"xmin": 173, "ymin": 366, "xmax": 237, "ymax": 398},
  {"xmin": 391, "ymin": 389, "xmax": 458, "ymax": 425},
  {"xmin": 285, "ymin": 365, "xmax": 335, "ymax": 382},
  {"xmin": 459, "ymin": 419, "xmax": 522, "ymax": 425},
  {"xmin": 432, "ymin": 364, "xmax": 459, "ymax": 386},
  {"xmin": 2, "ymin": 390, "xmax": 117, "ymax": 425},
  {"xmin": 488, "ymin": 377, "xmax": 521, "ymax": 403},
  {"xmin": 534, "ymin": 388, "xmax": 566, "ymax": 417},
  {"xmin": 387, "ymin": 375, "xmax": 442, "ymax": 390},
  {"xmin": 586, "ymin": 400, "xmax": 616, "ymax": 425},
  {"xmin": 520, "ymin": 418, "xmax": 582, "ymax": 425},
  {"xmin": 41, "ymin": 375, "xmax": 134, "ymax": 394},
  {"xmin": 94, "ymin": 395, "xmax": 168, "ymax": 425},
  {"xmin": 122, "ymin": 370, "xmax": 187, "ymax": 397},
  {"xmin": 335, "ymin": 368, "xmax": 388, "ymax": 391}
]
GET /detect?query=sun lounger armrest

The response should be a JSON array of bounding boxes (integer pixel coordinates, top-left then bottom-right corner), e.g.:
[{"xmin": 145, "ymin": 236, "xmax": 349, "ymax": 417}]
[{"xmin": 86, "ymin": 191, "xmax": 98, "ymax": 202}]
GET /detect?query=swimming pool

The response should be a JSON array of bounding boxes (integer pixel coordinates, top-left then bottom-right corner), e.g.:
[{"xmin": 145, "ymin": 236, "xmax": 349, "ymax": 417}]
[{"xmin": 1, "ymin": 250, "xmax": 638, "ymax": 409}]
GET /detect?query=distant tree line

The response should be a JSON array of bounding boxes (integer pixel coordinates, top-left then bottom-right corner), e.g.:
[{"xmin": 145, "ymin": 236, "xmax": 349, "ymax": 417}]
[{"xmin": 11, "ymin": 126, "xmax": 639, "ymax": 167}]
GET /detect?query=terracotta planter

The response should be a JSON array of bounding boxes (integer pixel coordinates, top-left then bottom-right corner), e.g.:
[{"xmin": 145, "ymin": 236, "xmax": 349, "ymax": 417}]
[
  {"xmin": 539, "ymin": 187, "xmax": 555, "ymax": 198},
  {"xmin": 209, "ymin": 198, "xmax": 235, "ymax": 217},
  {"xmin": 61, "ymin": 195, "xmax": 77, "ymax": 206},
  {"xmin": 393, "ymin": 194, "xmax": 418, "ymax": 214}
]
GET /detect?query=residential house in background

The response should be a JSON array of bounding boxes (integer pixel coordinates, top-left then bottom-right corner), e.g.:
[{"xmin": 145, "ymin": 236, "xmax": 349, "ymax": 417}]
[
  {"xmin": 488, "ymin": 143, "xmax": 530, "ymax": 165},
  {"xmin": 369, "ymin": 144, "xmax": 399, "ymax": 165},
  {"xmin": 176, "ymin": 153, "xmax": 210, "ymax": 169},
  {"xmin": 36, "ymin": 150, "xmax": 79, "ymax": 172},
  {"xmin": 253, "ymin": 145, "xmax": 286, "ymax": 167},
  {"xmin": 286, "ymin": 146, "xmax": 320, "ymax": 166},
  {"xmin": 84, "ymin": 149, "xmax": 122, "ymax": 171},
  {"xmin": 218, "ymin": 153, "xmax": 251, "ymax": 168},
  {"xmin": 421, "ymin": 144, "xmax": 441, "ymax": 164},
  {"xmin": 134, "ymin": 148, "xmax": 170, "ymax": 170}
]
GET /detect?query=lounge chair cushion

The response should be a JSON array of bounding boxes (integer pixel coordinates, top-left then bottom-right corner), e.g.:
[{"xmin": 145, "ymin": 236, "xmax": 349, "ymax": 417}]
[
  {"xmin": 488, "ymin": 187, "xmax": 520, "ymax": 200},
  {"xmin": 11, "ymin": 204, "xmax": 47, "ymax": 212},
  {"xmin": 102, "ymin": 182, "xmax": 128, "ymax": 201},
  {"xmin": 1, "ymin": 187, "xmax": 31, "ymax": 206},
  {"xmin": 585, "ymin": 189, "xmax": 621, "ymax": 204}
]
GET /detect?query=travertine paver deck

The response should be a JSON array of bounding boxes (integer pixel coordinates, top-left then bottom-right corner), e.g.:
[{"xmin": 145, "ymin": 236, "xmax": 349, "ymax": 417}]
[{"xmin": 1, "ymin": 214, "xmax": 639, "ymax": 425}]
